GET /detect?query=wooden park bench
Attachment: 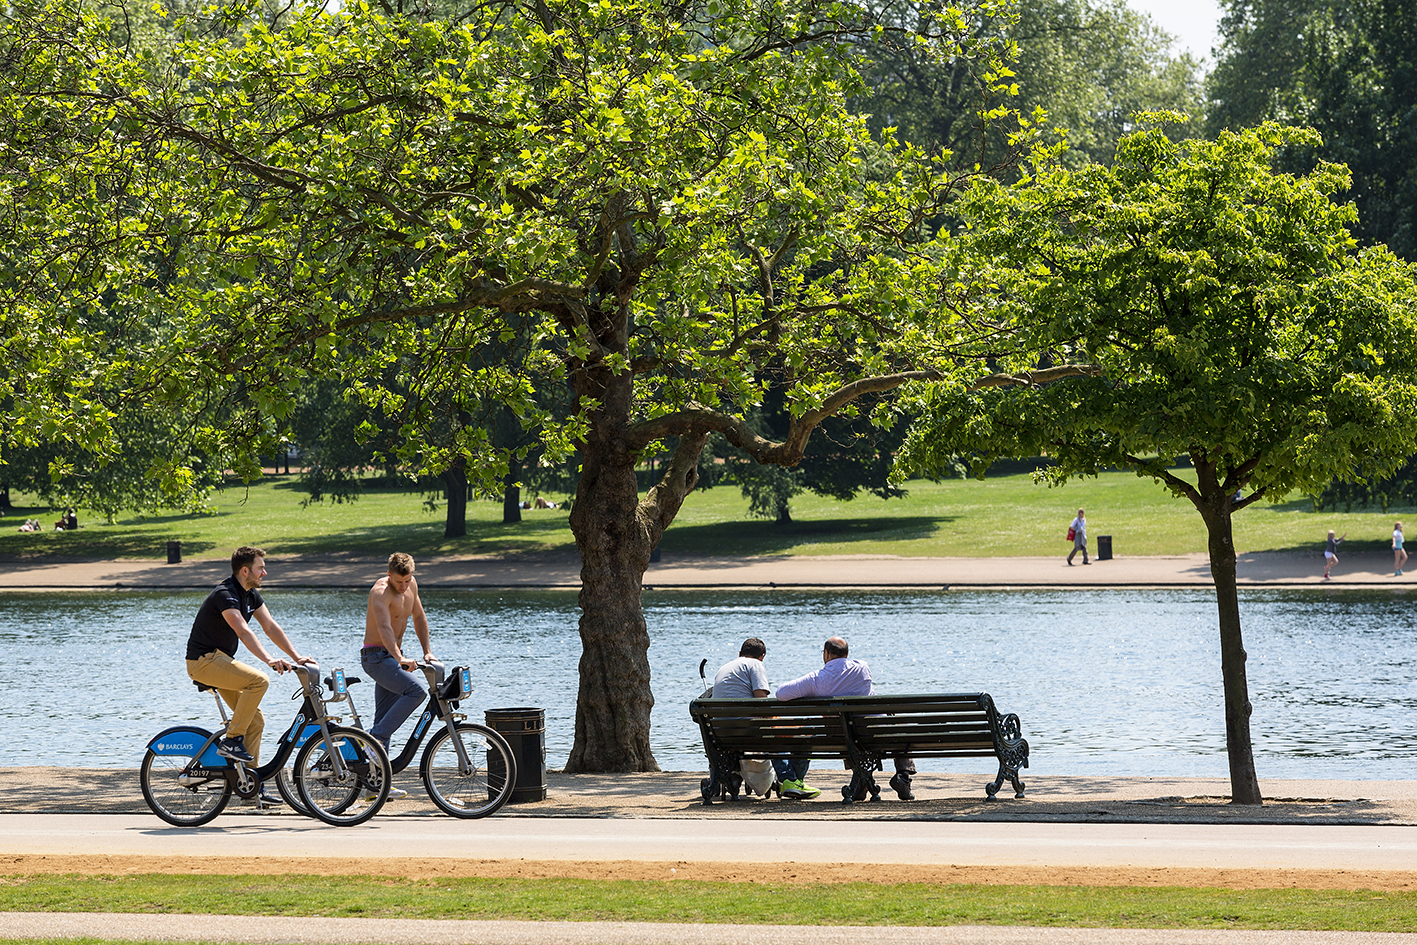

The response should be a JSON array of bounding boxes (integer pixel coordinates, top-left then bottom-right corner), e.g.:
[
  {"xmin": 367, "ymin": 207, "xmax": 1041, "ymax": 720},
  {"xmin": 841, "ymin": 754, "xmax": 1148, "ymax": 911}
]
[{"xmin": 688, "ymin": 692, "xmax": 1030, "ymax": 805}]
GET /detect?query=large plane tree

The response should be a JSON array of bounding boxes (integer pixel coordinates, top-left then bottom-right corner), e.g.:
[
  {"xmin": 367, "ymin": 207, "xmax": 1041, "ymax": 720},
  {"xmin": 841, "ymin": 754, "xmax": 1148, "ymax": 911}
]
[
  {"xmin": 900, "ymin": 120, "xmax": 1417, "ymax": 803},
  {"xmin": 2, "ymin": 0, "xmax": 1098, "ymax": 769}
]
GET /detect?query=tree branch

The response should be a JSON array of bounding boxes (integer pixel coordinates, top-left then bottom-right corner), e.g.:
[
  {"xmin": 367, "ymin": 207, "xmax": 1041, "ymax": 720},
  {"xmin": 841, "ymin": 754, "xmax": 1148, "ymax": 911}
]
[{"xmin": 623, "ymin": 364, "xmax": 1102, "ymax": 458}]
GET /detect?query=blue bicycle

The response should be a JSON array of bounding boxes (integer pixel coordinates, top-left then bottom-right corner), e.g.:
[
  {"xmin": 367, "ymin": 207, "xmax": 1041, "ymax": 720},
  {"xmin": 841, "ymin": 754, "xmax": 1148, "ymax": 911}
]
[{"xmin": 140, "ymin": 663, "xmax": 391, "ymax": 827}]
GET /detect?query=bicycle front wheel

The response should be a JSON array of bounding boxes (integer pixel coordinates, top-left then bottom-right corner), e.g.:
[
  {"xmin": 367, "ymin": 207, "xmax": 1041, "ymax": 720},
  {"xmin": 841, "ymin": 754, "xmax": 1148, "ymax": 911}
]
[
  {"xmin": 419, "ymin": 722, "xmax": 517, "ymax": 819},
  {"xmin": 293, "ymin": 726, "xmax": 390, "ymax": 826},
  {"xmin": 140, "ymin": 744, "xmax": 232, "ymax": 827}
]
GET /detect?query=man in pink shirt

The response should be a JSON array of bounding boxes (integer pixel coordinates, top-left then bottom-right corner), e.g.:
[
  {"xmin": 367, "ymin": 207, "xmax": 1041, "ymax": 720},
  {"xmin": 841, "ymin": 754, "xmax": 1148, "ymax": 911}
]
[{"xmin": 774, "ymin": 636, "xmax": 917, "ymax": 800}]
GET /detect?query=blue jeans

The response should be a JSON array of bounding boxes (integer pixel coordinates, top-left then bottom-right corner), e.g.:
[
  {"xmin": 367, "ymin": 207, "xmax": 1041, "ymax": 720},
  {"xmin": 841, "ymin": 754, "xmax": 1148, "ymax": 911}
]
[
  {"xmin": 772, "ymin": 758, "xmax": 810, "ymax": 782},
  {"xmin": 360, "ymin": 647, "xmax": 427, "ymax": 748}
]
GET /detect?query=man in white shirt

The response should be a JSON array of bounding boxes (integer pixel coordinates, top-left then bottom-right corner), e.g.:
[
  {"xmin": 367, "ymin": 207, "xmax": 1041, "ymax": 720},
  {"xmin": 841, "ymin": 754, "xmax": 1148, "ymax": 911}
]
[
  {"xmin": 775, "ymin": 636, "xmax": 917, "ymax": 800},
  {"xmin": 700, "ymin": 638, "xmax": 771, "ymax": 802}
]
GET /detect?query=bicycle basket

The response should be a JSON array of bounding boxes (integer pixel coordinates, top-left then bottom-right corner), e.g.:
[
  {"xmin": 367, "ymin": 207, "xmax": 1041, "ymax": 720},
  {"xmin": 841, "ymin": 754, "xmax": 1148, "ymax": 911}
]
[{"xmin": 439, "ymin": 666, "xmax": 473, "ymax": 701}]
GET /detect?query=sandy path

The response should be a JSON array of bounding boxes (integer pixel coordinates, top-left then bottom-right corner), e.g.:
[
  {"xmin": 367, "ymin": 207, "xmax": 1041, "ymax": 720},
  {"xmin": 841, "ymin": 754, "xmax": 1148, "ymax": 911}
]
[{"xmin": 1, "ymin": 550, "xmax": 1413, "ymax": 590}]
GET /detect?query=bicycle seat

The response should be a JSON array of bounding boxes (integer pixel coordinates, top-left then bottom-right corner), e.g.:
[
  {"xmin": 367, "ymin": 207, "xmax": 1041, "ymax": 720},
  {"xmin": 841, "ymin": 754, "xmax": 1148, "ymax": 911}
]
[{"xmin": 193, "ymin": 680, "xmax": 216, "ymax": 693}]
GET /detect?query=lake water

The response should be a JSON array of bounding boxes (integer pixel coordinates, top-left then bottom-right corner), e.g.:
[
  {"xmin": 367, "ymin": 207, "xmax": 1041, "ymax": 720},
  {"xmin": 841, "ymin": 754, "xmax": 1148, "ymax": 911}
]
[{"xmin": 0, "ymin": 587, "xmax": 1412, "ymax": 779}]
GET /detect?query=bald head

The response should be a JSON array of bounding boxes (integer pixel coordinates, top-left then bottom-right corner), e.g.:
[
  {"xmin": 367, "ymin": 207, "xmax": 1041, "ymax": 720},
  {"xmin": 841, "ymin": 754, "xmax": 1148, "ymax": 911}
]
[{"xmin": 824, "ymin": 637, "xmax": 848, "ymax": 661}]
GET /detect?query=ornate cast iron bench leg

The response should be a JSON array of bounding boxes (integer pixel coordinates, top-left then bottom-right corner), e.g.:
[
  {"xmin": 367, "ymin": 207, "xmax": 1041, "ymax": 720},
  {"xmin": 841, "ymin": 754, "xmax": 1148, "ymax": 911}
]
[
  {"xmin": 841, "ymin": 762, "xmax": 882, "ymax": 804},
  {"xmin": 986, "ymin": 753, "xmax": 1028, "ymax": 799},
  {"xmin": 701, "ymin": 754, "xmax": 740, "ymax": 806}
]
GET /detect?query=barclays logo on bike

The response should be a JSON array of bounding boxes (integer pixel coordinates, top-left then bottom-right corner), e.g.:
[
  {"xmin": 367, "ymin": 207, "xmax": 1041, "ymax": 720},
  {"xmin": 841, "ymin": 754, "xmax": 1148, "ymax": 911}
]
[{"xmin": 153, "ymin": 736, "xmax": 202, "ymax": 753}]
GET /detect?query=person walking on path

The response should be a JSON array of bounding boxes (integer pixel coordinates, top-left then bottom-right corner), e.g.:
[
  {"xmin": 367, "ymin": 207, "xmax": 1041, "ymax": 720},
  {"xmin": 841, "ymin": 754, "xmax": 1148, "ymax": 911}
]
[
  {"xmin": 185, "ymin": 546, "xmax": 316, "ymax": 807},
  {"xmin": 1067, "ymin": 509, "xmax": 1089, "ymax": 565},
  {"xmin": 1323, "ymin": 530, "xmax": 1346, "ymax": 580},
  {"xmin": 1394, "ymin": 522, "xmax": 1407, "ymax": 576},
  {"xmin": 360, "ymin": 552, "xmax": 436, "ymax": 799}
]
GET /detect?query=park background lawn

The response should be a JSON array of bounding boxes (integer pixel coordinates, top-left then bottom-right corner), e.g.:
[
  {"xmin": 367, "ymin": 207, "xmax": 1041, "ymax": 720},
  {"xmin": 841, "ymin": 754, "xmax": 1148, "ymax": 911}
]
[{"xmin": 1, "ymin": 468, "xmax": 1408, "ymax": 562}]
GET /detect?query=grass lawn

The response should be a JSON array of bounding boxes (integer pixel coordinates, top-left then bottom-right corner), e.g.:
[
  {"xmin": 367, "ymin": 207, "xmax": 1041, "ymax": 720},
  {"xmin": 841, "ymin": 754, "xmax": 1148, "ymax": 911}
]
[
  {"xmin": 0, "ymin": 873, "xmax": 1413, "ymax": 932},
  {"xmin": 1, "ymin": 469, "xmax": 1410, "ymax": 562}
]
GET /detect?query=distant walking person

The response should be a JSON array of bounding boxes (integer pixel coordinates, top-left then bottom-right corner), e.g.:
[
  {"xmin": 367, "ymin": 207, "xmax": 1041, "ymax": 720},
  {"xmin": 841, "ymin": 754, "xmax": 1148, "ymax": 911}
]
[
  {"xmin": 1067, "ymin": 508, "xmax": 1089, "ymax": 566},
  {"xmin": 1394, "ymin": 523, "xmax": 1407, "ymax": 576},
  {"xmin": 1322, "ymin": 530, "xmax": 1345, "ymax": 580}
]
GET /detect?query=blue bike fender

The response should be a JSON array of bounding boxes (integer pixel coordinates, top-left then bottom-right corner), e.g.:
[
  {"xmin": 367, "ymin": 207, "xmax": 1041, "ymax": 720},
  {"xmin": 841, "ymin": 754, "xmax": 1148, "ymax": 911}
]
[
  {"xmin": 290, "ymin": 723, "xmax": 322, "ymax": 750},
  {"xmin": 147, "ymin": 726, "xmax": 226, "ymax": 766}
]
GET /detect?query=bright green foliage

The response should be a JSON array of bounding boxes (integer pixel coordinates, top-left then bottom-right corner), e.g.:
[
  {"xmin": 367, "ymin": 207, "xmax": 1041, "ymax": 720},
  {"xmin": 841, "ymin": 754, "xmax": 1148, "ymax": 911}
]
[
  {"xmin": 0, "ymin": 0, "xmax": 1025, "ymax": 487},
  {"xmin": 1, "ymin": 0, "xmax": 1044, "ymax": 769},
  {"xmin": 859, "ymin": 0, "xmax": 1202, "ymax": 170},
  {"xmin": 901, "ymin": 121, "xmax": 1417, "ymax": 502},
  {"xmin": 1207, "ymin": 0, "xmax": 1417, "ymax": 257}
]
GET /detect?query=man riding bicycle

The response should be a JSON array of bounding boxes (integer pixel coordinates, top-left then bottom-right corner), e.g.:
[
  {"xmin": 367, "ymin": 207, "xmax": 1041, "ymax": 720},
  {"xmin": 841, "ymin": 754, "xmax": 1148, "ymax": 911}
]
[
  {"xmin": 185, "ymin": 546, "xmax": 316, "ymax": 807},
  {"xmin": 359, "ymin": 552, "xmax": 437, "ymax": 800}
]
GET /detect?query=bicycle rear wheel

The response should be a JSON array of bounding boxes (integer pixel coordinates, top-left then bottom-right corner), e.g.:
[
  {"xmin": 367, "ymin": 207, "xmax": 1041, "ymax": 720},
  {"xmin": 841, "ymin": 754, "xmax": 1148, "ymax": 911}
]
[
  {"xmin": 140, "ymin": 741, "xmax": 232, "ymax": 827},
  {"xmin": 419, "ymin": 722, "xmax": 516, "ymax": 818},
  {"xmin": 293, "ymin": 726, "xmax": 390, "ymax": 826},
  {"xmin": 275, "ymin": 765, "xmax": 311, "ymax": 816}
]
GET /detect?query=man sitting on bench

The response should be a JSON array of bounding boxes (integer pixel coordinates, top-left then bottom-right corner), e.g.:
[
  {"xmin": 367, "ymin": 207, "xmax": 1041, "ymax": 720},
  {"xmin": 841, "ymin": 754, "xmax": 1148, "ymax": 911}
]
[
  {"xmin": 775, "ymin": 636, "xmax": 917, "ymax": 800},
  {"xmin": 700, "ymin": 637, "xmax": 774, "ymax": 801}
]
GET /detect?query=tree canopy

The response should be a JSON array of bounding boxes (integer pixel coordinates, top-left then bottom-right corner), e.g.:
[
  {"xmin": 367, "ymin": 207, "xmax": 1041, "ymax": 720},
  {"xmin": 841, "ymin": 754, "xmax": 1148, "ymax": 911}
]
[
  {"xmin": 859, "ymin": 0, "xmax": 1202, "ymax": 169},
  {"xmin": 900, "ymin": 120, "xmax": 1417, "ymax": 802},
  {"xmin": 1207, "ymin": 0, "xmax": 1417, "ymax": 257},
  {"xmin": 2, "ymin": 0, "xmax": 1083, "ymax": 769}
]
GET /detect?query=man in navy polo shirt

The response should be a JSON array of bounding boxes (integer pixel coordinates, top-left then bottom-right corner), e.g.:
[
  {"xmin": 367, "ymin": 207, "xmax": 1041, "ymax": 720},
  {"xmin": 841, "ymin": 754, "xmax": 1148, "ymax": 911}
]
[{"xmin": 186, "ymin": 546, "xmax": 315, "ymax": 805}]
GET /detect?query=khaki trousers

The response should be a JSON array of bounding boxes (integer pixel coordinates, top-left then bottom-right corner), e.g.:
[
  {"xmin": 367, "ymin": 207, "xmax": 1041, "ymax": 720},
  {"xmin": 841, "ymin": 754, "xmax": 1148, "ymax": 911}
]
[{"xmin": 186, "ymin": 651, "xmax": 268, "ymax": 763}]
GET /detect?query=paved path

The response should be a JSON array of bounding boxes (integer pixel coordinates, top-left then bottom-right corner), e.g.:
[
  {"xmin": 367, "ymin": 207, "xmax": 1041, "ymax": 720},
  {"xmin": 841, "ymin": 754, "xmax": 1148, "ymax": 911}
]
[
  {"xmin": 1, "ymin": 912, "xmax": 1414, "ymax": 945},
  {"xmin": 0, "ymin": 550, "xmax": 1412, "ymax": 590},
  {"xmin": 3, "ymin": 814, "xmax": 1416, "ymax": 873}
]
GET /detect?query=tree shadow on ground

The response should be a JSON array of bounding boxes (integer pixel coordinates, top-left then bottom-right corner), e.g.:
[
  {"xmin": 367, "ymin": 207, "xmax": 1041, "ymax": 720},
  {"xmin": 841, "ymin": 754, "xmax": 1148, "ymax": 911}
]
[{"xmin": 660, "ymin": 516, "xmax": 946, "ymax": 557}]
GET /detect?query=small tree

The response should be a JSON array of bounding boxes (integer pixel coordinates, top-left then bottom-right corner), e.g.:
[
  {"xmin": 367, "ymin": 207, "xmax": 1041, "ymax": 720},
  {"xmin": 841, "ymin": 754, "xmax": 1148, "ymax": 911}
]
[{"xmin": 901, "ymin": 121, "xmax": 1417, "ymax": 804}]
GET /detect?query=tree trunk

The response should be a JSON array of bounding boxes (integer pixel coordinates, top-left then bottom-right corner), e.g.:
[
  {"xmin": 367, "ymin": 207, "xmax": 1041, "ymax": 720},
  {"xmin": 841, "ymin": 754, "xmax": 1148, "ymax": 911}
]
[
  {"xmin": 503, "ymin": 455, "xmax": 522, "ymax": 524},
  {"xmin": 442, "ymin": 457, "xmax": 468, "ymax": 539},
  {"xmin": 1195, "ymin": 462, "xmax": 1263, "ymax": 805},
  {"xmin": 564, "ymin": 362, "xmax": 707, "ymax": 771}
]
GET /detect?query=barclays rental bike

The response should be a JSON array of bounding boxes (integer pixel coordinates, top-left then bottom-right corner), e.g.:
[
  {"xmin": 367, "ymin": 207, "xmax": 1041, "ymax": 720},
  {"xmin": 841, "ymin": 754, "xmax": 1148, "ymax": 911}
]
[
  {"xmin": 139, "ymin": 662, "xmax": 391, "ymax": 827},
  {"xmin": 343, "ymin": 660, "xmax": 518, "ymax": 818}
]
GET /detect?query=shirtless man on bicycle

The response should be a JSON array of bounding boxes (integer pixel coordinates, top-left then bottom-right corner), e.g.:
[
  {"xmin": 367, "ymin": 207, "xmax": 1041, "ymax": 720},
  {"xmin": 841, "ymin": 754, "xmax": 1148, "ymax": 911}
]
[
  {"xmin": 360, "ymin": 552, "xmax": 437, "ymax": 798},
  {"xmin": 186, "ymin": 546, "xmax": 316, "ymax": 806}
]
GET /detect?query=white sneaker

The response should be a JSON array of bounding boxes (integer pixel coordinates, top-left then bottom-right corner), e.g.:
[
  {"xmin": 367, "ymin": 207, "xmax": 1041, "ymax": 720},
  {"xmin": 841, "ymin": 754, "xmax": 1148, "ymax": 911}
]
[{"xmin": 364, "ymin": 785, "xmax": 408, "ymax": 802}]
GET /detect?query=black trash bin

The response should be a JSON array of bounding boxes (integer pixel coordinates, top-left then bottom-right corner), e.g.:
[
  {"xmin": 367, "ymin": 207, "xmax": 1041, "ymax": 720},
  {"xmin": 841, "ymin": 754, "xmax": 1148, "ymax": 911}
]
[
  {"xmin": 1097, "ymin": 535, "xmax": 1112, "ymax": 561},
  {"xmin": 485, "ymin": 707, "xmax": 547, "ymax": 803},
  {"xmin": 166, "ymin": 540, "xmax": 182, "ymax": 564}
]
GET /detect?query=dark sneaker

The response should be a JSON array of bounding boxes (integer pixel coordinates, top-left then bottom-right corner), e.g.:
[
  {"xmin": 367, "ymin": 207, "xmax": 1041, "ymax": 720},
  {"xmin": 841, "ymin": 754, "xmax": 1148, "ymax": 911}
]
[
  {"xmin": 241, "ymin": 788, "xmax": 284, "ymax": 809},
  {"xmin": 889, "ymin": 772, "xmax": 915, "ymax": 801},
  {"xmin": 217, "ymin": 736, "xmax": 254, "ymax": 763}
]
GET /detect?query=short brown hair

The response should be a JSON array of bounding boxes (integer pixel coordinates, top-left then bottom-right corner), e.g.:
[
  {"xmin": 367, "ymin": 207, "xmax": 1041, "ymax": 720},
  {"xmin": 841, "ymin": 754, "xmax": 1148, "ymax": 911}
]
[
  {"xmin": 388, "ymin": 552, "xmax": 415, "ymax": 576},
  {"xmin": 231, "ymin": 546, "xmax": 265, "ymax": 574}
]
